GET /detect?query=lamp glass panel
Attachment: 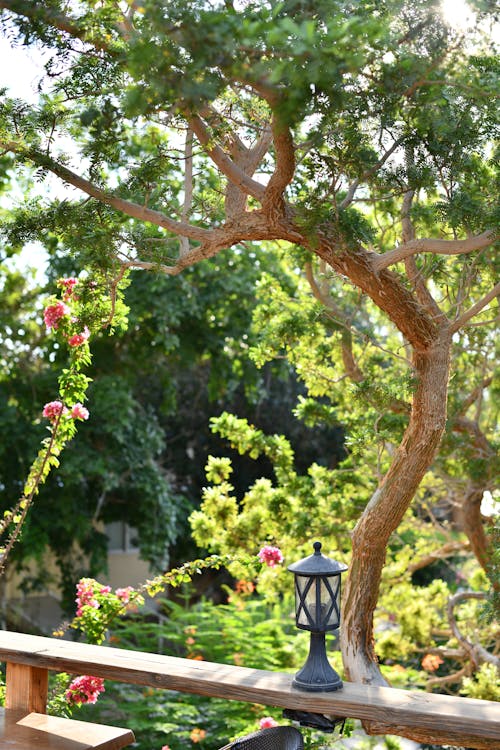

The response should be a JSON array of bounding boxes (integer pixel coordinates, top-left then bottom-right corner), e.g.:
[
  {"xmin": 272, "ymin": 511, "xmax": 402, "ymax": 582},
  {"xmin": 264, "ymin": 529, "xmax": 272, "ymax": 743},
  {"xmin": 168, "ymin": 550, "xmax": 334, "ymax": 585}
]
[
  {"xmin": 323, "ymin": 575, "xmax": 341, "ymax": 629},
  {"xmin": 296, "ymin": 575, "xmax": 315, "ymax": 628},
  {"xmin": 295, "ymin": 574, "xmax": 342, "ymax": 630}
]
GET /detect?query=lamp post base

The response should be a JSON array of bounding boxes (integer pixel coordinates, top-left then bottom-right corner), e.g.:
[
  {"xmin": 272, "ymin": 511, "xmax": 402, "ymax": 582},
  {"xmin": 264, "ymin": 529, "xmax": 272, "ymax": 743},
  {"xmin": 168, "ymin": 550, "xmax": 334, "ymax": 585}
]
[{"xmin": 292, "ymin": 632, "xmax": 343, "ymax": 692}]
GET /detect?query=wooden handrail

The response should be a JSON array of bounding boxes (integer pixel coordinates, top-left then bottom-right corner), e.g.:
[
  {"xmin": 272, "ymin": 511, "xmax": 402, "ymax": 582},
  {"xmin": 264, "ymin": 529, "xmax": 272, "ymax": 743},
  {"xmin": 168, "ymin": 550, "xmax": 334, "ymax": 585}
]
[{"xmin": 1, "ymin": 631, "xmax": 499, "ymax": 749}]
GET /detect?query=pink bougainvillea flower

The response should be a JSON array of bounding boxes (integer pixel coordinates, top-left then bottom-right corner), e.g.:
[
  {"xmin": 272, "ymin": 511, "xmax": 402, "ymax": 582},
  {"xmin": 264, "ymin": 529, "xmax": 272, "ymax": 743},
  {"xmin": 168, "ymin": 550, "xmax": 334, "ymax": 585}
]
[
  {"xmin": 161, "ymin": 746, "xmax": 171, "ymax": 750},
  {"xmin": 259, "ymin": 717, "xmax": 279, "ymax": 729},
  {"xmin": 65, "ymin": 675, "xmax": 105, "ymax": 705},
  {"xmin": 68, "ymin": 326, "xmax": 90, "ymax": 347},
  {"xmin": 116, "ymin": 586, "xmax": 134, "ymax": 604},
  {"xmin": 43, "ymin": 301, "xmax": 70, "ymax": 329},
  {"xmin": 257, "ymin": 545, "xmax": 284, "ymax": 567},
  {"xmin": 75, "ymin": 578, "xmax": 100, "ymax": 616},
  {"xmin": 57, "ymin": 277, "xmax": 79, "ymax": 301},
  {"xmin": 71, "ymin": 403, "xmax": 89, "ymax": 421},
  {"xmin": 42, "ymin": 400, "xmax": 66, "ymax": 423},
  {"xmin": 99, "ymin": 585, "xmax": 112, "ymax": 594}
]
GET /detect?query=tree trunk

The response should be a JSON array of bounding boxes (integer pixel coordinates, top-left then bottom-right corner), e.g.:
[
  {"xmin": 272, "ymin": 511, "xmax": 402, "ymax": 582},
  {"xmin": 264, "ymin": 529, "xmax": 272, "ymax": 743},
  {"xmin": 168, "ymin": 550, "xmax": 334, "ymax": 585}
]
[
  {"xmin": 341, "ymin": 331, "xmax": 452, "ymax": 686},
  {"xmin": 460, "ymin": 485, "xmax": 493, "ymax": 575}
]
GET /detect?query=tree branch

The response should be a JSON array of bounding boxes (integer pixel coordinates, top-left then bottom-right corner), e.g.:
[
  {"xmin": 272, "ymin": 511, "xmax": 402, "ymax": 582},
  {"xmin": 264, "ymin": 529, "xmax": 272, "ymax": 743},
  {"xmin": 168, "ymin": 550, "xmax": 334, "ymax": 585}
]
[
  {"xmin": 305, "ymin": 261, "xmax": 365, "ymax": 382},
  {"xmin": 262, "ymin": 115, "xmax": 295, "ymax": 219},
  {"xmin": 407, "ymin": 541, "xmax": 470, "ymax": 574},
  {"xmin": 180, "ymin": 128, "xmax": 194, "ymax": 257},
  {"xmin": 450, "ymin": 411, "xmax": 497, "ymax": 576},
  {"xmin": 119, "ymin": 260, "xmax": 182, "ymax": 275},
  {"xmin": 400, "ymin": 187, "xmax": 444, "ymax": 321},
  {"xmin": 340, "ymin": 136, "xmax": 405, "ymax": 210},
  {"xmin": 116, "ymin": 0, "xmax": 140, "ymax": 40},
  {"xmin": 447, "ymin": 592, "xmax": 500, "ymax": 669},
  {"xmin": 453, "ymin": 416, "xmax": 493, "ymax": 458},
  {"xmin": 225, "ymin": 120, "xmax": 272, "ymax": 218},
  {"xmin": 248, "ymin": 121, "xmax": 273, "ymax": 168},
  {"xmin": 305, "ymin": 261, "xmax": 342, "ymax": 315},
  {"xmin": 460, "ymin": 484, "xmax": 495, "ymax": 575},
  {"xmin": 450, "ymin": 281, "xmax": 500, "ymax": 333},
  {"xmin": 373, "ymin": 231, "xmax": 497, "ymax": 272},
  {"xmin": 425, "ymin": 666, "xmax": 469, "ymax": 691},
  {"xmin": 457, "ymin": 377, "xmax": 493, "ymax": 416},
  {"xmin": 188, "ymin": 114, "xmax": 266, "ymax": 202},
  {"xmin": 0, "ymin": 0, "xmax": 114, "ymax": 52},
  {"xmin": 123, "ymin": 211, "xmax": 290, "ymax": 276},
  {"xmin": 0, "ymin": 142, "xmax": 210, "ymax": 242},
  {"xmin": 305, "ymin": 261, "xmax": 414, "ymax": 391},
  {"xmin": 315, "ymin": 235, "xmax": 439, "ymax": 350}
]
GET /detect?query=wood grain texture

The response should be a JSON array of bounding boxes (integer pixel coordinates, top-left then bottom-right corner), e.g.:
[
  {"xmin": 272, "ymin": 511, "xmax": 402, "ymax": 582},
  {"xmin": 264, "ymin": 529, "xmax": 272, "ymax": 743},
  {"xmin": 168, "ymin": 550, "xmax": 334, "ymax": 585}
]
[
  {"xmin": 0, "ymin": 631, "xmax": 499, "ymax": 747},
  {"xmin": 0, "ymin": 708, "xmax": 135, "ymax": 749},
  {"xmin": 5, "ymin": 662, "xmax": 48, "ymax": 713}
]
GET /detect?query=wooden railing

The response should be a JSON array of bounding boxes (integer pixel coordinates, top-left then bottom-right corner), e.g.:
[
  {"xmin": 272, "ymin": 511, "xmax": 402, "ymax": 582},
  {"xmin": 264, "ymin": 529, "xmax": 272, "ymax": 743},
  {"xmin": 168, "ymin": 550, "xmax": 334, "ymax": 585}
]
[{"xmin": 1, "ymin": 630, "xmax": 499, "ymax": 749}]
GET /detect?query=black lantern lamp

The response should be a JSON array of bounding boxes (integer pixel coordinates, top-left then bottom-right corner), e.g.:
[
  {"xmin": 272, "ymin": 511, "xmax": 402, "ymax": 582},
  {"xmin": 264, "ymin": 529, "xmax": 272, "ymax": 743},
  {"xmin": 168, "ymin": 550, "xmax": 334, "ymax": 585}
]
[{"xmin": 288, "ymin": 541, "xmax": 348, "ymax": 692}]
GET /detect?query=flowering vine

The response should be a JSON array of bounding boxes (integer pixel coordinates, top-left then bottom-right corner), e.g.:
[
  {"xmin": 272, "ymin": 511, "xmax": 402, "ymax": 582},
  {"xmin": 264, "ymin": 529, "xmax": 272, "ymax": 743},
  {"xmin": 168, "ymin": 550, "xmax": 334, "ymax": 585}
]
[
  {"xmin": 0, "ymin": 270, "xmax": 129, "ymax": 572},
  {"xmin": 60, "ymin": 545, "xmax": 283, "ymax": 645},
  {"xmin": 48, "ymin": 544, "xmax": 284, "ymax": 717},
  {"xmin": 66, "ymin": 675, "xmax": 106, "ymax": 706}
]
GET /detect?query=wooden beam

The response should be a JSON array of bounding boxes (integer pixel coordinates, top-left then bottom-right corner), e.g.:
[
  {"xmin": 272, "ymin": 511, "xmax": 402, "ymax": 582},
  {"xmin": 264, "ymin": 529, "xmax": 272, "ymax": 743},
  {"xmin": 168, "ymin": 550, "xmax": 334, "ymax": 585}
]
[
  {"xmin": 0, "ymin": 631, "xmax": 499, "ymax": 749},
  {"xmin": 5, "ymin": 663, "xmax": 48, "ymax": 713}
]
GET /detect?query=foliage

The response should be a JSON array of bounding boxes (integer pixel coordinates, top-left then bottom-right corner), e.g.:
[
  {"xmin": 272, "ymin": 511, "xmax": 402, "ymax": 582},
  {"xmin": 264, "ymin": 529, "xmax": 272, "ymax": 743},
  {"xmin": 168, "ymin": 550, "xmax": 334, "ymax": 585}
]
[
  {"xmin": 190, "ymin": 417, "xmax": 357, "ymax": 585},
  {"xmin": 461, "ymin": 663, "xmax": 500, "ymax": 702},
  {"xmin": 0, "ymin": 233, "xmax": 345, "ymax": 604},
  {"xmin": 0, "ymin": 270, "xmax": 129, "ymax": 572},
  {"xmin": 54, "ymin": 553, "xmax": 255, "ymax": 643},
  {"xmin": 0, "ymin": 0, "xmax": 498, "ymax": 745}
]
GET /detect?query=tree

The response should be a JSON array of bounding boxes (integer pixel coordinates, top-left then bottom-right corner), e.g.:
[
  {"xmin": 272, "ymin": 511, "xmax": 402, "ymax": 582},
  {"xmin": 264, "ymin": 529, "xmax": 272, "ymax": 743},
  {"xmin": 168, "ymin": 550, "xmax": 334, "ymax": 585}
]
[
  {"xmin": 0, "ymin": 0, "xmax": 498, "ymax": 744},
  {"xmin": 191, "ymin": 253, "xmax": 498, "ymax": 708}
]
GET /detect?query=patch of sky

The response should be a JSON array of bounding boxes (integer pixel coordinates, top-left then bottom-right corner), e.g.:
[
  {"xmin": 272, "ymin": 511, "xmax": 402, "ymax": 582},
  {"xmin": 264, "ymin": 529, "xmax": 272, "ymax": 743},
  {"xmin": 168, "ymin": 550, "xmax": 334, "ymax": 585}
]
[{"xmin": 0, "ymin": 36, "xmax": 70, "ymax": 283}]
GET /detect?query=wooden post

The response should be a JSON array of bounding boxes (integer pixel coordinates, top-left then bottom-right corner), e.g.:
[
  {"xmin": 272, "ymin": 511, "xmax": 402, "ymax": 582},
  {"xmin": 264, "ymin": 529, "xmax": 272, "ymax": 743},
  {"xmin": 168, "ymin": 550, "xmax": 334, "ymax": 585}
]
[{"xmin": 5, "ymin": 662, "xmax": 48, "ymax": 713}]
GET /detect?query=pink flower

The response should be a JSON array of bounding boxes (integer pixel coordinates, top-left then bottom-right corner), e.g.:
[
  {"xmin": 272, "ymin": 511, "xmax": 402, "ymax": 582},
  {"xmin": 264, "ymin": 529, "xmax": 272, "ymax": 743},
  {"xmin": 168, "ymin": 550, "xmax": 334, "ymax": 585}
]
[
  {"xmin": 42, "ymin": 400, "xmax": 65, "ymax": 423},
  {"xmin": 71, "ymin": 403, "xmax": 89, "ymax": 421},
  {"xmin": 68, "ymin": 327, "xmax": 90, "ymax": 347},
  {"xmin": 65, "ymin": 675, "xmax": 105, "ymax": 705},
  {"xmin": 57, "ymin": 277, "xmax": 79, "ymax": 300},
  {"xmin": 161, "ymin": 746, "xmax": 171, "ymax": 750},
  {"xmin": 44, "ymin": 301, "xmax": 70, "ymax": 329},
  {"xmin": 259, "ymin": 717, "xmax": 279, "ymax": 729},
  {"xmin": 75, "ymin": 579, "xmax": 100, "ymax": 616},
  {"xmin": 100, "ymin": 585, "xmax": 112, "ymax": 594},
  {"xmin": 116, "ymin": 586, "xmax": 134, "ymax": 604},
  {"xmin": 258, "ymin": 545, "xmax": 284, "ymax": 567}
]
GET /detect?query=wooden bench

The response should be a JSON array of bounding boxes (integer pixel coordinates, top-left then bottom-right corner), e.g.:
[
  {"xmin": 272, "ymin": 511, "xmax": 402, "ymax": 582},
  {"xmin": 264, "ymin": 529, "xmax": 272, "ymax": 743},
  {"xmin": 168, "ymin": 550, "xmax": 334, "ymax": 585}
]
[
  {"xmin": 1, "ymin": 636, "xmax": 135, "ymax": 749},
  {"xmin": 0, "ymin": 708, "xmax": 135, "ymax": 749},
  {"xmin": 1, "ymin": 630, "xmax": 499, "ymax": 749}
]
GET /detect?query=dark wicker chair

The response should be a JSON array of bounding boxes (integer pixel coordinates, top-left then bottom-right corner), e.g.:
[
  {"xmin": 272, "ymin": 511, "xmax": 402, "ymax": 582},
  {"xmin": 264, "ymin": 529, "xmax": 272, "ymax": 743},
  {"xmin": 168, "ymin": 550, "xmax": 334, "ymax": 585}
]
[{"xmin": 218, "ymin": 726, "xmax": 304, "ymax": 750}]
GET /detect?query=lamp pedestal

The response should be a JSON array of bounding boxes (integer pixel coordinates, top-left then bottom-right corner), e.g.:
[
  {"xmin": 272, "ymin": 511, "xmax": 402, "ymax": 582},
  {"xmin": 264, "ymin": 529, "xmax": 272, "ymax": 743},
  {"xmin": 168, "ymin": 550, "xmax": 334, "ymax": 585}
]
[{"xmin": 292, "ymin": 632, "xmax": 343, "ymax": 692}]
